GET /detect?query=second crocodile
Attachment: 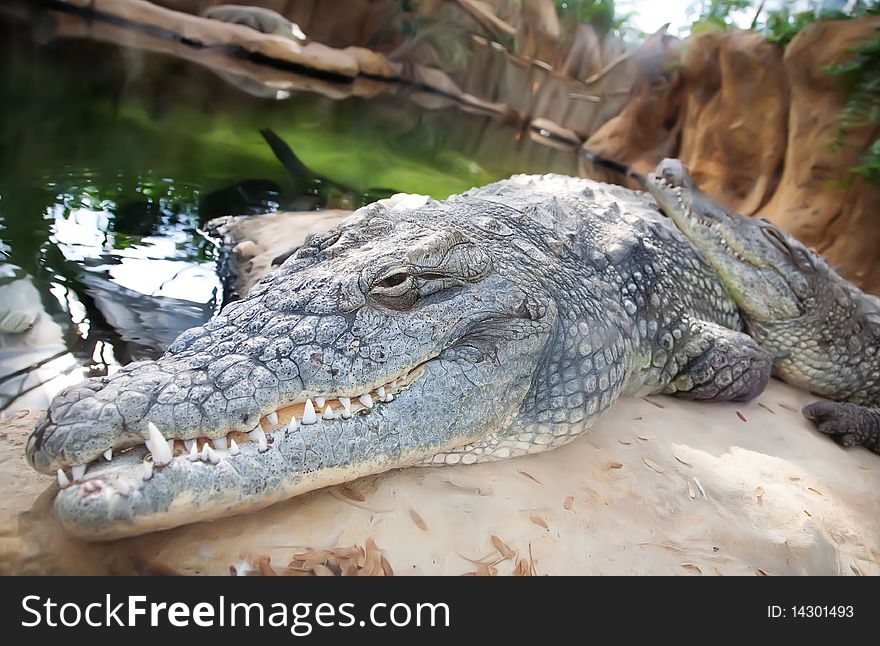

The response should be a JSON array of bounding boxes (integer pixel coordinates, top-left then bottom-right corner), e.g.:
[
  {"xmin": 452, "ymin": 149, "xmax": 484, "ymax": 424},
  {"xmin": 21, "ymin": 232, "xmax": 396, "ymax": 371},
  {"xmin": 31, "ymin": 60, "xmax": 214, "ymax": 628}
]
[{"xmin": 648, "ymin": 159, "xmax": 880, "ymax": 454}]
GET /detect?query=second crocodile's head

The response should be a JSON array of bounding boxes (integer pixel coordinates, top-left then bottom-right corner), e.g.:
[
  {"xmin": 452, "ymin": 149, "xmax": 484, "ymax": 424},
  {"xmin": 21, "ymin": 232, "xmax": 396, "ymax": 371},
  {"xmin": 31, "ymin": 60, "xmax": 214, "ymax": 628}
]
[
  {"xmin": 646, "ymin": 158, "xmax": 823, "ymax": 323},
  {"xmin": 26, "ymin": 192, "xmax": 561, "ymax": 539}
]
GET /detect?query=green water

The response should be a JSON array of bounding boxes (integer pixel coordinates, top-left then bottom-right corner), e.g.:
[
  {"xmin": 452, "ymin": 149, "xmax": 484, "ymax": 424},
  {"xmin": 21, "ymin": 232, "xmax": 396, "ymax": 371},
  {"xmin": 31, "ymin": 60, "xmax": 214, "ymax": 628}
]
[{"xmin": 0, "ymin": 18, "xmax": 579, "ymax": 412}]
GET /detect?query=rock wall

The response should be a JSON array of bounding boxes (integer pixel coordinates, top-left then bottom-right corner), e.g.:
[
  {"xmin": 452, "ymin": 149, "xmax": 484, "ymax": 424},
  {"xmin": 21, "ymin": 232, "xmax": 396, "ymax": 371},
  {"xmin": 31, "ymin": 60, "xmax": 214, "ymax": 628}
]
[
  {"xmin": 761, "ymin": 20, "xmax": 880, "ymax": 290},
  {"xmin": 583, "ymin": 18, "xmax": 880, "ymax": 294},
  {"xmin": 151, "ymin": 0, "xmax": 649, "ymax": 138}
]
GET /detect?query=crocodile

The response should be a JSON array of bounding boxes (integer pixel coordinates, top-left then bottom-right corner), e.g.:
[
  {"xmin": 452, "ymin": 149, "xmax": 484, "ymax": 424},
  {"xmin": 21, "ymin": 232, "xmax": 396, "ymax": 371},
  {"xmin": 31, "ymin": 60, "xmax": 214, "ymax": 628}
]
[
  {"xmin": 647, "ymin": 158, "xmax": 880, "ymax": 454},
  {"xmin": 25, "ymin": 175, "xmax": 774, "ymax": 540}
]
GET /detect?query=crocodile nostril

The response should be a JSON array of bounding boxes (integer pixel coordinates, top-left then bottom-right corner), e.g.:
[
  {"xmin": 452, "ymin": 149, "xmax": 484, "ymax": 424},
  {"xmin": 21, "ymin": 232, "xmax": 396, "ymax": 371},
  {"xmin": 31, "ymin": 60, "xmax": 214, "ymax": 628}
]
[
  {"xmin": 26, "ymin": 428, "xmax": 49, "ymax": 470},
  {"xmin": 26, "ymin": 432, "xmax": 38, "ymax": 462},
  {"xmin": 662, "ymin": 170, "xmax": 680, "ymax": 184},
  {"xmin": 27, "ymin": 418, "xmax": 46, "ymax": 451}
]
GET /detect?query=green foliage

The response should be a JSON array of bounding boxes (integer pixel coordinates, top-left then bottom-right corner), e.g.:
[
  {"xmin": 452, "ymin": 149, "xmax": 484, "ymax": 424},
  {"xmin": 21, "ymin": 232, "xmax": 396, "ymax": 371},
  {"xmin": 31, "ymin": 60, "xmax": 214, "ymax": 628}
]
[
  {"xmin": 685, "ymin": 1, "xmax": 878, "ymax": 43},
  {"xmin": 688, "ymin": 0, "xmax": 753, "ymax": 35},
  {"xmin": 826, "ymin": 31, "xmax": 880, "ymax": 183},
  {"xmin": 554, "ymin": 0, "xmax": 636, "ymax": 38},
  {"xmin": 761, "ymin": 1, "xmax": 878, "ymax": 46}
]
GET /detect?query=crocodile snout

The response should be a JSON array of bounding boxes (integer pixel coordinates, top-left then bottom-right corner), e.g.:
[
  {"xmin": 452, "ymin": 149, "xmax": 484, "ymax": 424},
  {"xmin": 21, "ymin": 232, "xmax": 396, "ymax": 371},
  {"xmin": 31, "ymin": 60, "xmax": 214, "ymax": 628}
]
[{"xmin": 654, "ymin": 158, "xmax": 693, "ymax": 189}]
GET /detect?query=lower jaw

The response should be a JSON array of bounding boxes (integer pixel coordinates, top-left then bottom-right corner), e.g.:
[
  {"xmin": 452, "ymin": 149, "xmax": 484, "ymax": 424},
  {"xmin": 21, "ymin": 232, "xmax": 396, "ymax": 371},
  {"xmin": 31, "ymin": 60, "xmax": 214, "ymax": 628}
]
[
  {"xmin": 52, "ymin": 419, "xmax": 471, "ymax": 541},
  {"xmin": 53, "ymin": 446, "xmax": 404, "ymax": 540}
]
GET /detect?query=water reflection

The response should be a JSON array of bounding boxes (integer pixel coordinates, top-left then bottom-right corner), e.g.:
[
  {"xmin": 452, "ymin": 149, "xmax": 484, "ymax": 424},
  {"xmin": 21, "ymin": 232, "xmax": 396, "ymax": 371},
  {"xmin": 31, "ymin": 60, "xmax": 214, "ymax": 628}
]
[
  {"xmin": 49, "ymin": 190, "xmax": 219, "ymax": 307},
  {"xmin": 0, "ymin": 272, "xmax": 83, "ymax": 416},
  {"xmin": 0, "ymin": 173, "xmax": 221, "ymax": 414}
]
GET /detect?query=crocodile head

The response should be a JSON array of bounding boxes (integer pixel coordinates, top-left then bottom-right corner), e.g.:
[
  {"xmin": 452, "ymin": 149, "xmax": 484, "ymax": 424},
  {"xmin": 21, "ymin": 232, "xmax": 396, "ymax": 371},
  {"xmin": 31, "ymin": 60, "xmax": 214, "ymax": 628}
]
[
  {"xmin": 26, "ymin": 193, "xmax": 559, "ymax": 539},
  {"xmin": 646, "ymin": 158, "xmax": 817, "ymax": 323}
]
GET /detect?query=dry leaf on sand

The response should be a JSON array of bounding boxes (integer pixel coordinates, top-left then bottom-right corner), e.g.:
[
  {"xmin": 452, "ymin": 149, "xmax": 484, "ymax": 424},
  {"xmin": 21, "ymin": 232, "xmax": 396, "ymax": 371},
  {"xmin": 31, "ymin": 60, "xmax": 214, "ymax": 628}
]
[
  {"xmin": 409, "ymin": 508, "xmax": 429, "ymax": 531},
  {"xmin": 642, "ymin": 457, "xmax": 664, "ymax": 474}
]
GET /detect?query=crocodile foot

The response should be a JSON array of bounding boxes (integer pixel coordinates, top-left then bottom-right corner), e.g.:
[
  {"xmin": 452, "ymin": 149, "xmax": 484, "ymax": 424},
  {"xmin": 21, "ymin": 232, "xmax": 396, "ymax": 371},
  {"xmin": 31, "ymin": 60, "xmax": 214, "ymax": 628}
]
[{"xmin": 803, "ymin": 401, "xmax": 880, "ymax": 454}]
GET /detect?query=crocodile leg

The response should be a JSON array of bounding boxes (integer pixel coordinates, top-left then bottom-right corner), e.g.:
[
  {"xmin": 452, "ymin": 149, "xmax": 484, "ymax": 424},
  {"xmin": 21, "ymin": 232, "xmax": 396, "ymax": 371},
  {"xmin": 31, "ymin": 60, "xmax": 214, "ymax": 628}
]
[
  {"xmin": 666, "ymin": 320, "xmax": 773, "ymax": 402},
  {"xmin": 802, "ymin": 401, "xmax": 880, "ymax": 454}
]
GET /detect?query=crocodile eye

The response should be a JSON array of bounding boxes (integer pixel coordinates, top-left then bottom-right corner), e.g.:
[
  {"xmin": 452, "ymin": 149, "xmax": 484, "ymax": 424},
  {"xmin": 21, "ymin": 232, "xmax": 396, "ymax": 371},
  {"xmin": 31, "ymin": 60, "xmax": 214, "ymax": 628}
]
[
  {"xmin": 370, "ymin": 268, "xmax": 417, "ymax": 308},
  {"xmin": 761, "ymin": 226, "xmax": 791, "ymax": 254},
  {"xmin": 761, "ymin": 226, "xmax": 815, "ymax": 272},
  {"xmin": 791, "ymin": 247, "xmax": 816, "ymax": 272},
  {"xmin": 376, "ymin": 272, "xmax": 408, "ymax": 289}
]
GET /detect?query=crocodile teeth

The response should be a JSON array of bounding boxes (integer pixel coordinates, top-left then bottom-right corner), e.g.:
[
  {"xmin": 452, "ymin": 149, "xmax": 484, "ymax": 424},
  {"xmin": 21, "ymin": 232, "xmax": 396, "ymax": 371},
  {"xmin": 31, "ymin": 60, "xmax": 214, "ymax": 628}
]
[
  {"xmin": 359, "ymin": 393, "xmax": 373, "ymax": 409},
  {"xmin": 377, "ymin": 386, "xmax": 386, "ymax": 400},
  {"xmin": 323, "ymin": 404, "xmax": 335, "ymax": 420},
  {"xmin": 249, "ymin": 427, "xmax": 267, "ymax": 444},
  {"xmin": 266, "ymin": 411, "xmax": 278, "ymax": 426},
  {"xmin": 315, "ymin": 396, "xmax": 326, "ymax": 408},
  {"xmin": 102, "ymin": 448, "xmax": 113, "ymax": 461},
  {"xmin": 302, "ymin": 399, "xmax": 318, "ymax": 425},
  {"xmin": 389, "ymin": 379, "xmax": 398, "ymax": 390},
  {"xmin": 385, "ymin": 393, "xmax": 394, "ymax": 402},
  {"xmin": 204, "ymin": 445, "xmax": 220, "ymax": 464},
  {"xmin": 339, "ymin": 397, "xmax": 352, "ymax": 418},
  {"xmin": 199, "ymin": 444, "xmax": 210, "ymax": 462},
  {"xmin": 56, "ymin": 469, "xmax": 70, "ymax": 487},
  {"xmin": 229, "ymin": 439, "xmax": 240, "ymax": 455},
  {"xmin": 187, "ymin": 442, "xmax": 199, "ymax": 461},
  {"xmin": 287, "ymin": 416, "xmax": 298, "ymax": 432},
  {"xmin": 71, "ymin": 464, "xmax": 86, "ymax": 481},
  {"xmin": 146, "ymin": 422, "xmax": 172, "ymax": 466},
  {"xmin": 214, "ymin": 436, "xmax": 228, "ymax": 450},
  {"xmin": 184, "ymin": 439, "xmax": 196, "ymax": 451}
]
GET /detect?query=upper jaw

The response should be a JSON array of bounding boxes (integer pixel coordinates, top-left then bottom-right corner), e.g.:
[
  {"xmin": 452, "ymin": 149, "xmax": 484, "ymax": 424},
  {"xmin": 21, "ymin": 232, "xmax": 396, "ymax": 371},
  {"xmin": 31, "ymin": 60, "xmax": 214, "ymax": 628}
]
[
  {"xmin": 39, "ymin": 361, "xmax": 430, "ymax": 488},
  {"xmin": 648, "ymin": 173, "xmax": 689, "ymax": 214},
  {"xmin": 29, "ymin": 293, "xmax": 518, "ymax": 481},
  {"xmin": 648, "ymin": 175, "xmax": 742, "ymax": 251}
]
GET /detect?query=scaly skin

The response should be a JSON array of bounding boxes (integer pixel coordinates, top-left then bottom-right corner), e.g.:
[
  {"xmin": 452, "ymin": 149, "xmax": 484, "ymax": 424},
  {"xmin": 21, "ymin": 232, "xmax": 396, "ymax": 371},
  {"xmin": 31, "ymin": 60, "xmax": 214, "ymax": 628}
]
[
  {"xmin": 647, "ymin": 159, "xmax": 880, "ymax": 454},
  {"xmin": 26, "ymin": 175, "xmax": 772, "ymax": 539}
]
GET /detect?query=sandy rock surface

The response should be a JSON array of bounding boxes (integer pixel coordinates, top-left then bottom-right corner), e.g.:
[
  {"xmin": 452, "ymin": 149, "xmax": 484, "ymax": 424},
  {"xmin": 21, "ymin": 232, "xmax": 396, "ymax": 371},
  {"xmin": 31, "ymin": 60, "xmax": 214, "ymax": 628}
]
[
  {"xmin": 212, "ymin": 210, "xmax": 352, "ymax": 296},
  {"xmin": 1, "ymin": 381, "xmax": 878, "ymax": 575}
]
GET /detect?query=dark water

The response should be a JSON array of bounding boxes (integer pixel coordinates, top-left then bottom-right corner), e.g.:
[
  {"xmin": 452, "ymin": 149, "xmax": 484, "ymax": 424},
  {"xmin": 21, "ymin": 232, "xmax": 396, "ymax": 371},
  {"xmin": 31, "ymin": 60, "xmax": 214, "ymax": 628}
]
[{"xmin": 0, "ymin": 16, "xmax": 580, "ymax": 413}]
